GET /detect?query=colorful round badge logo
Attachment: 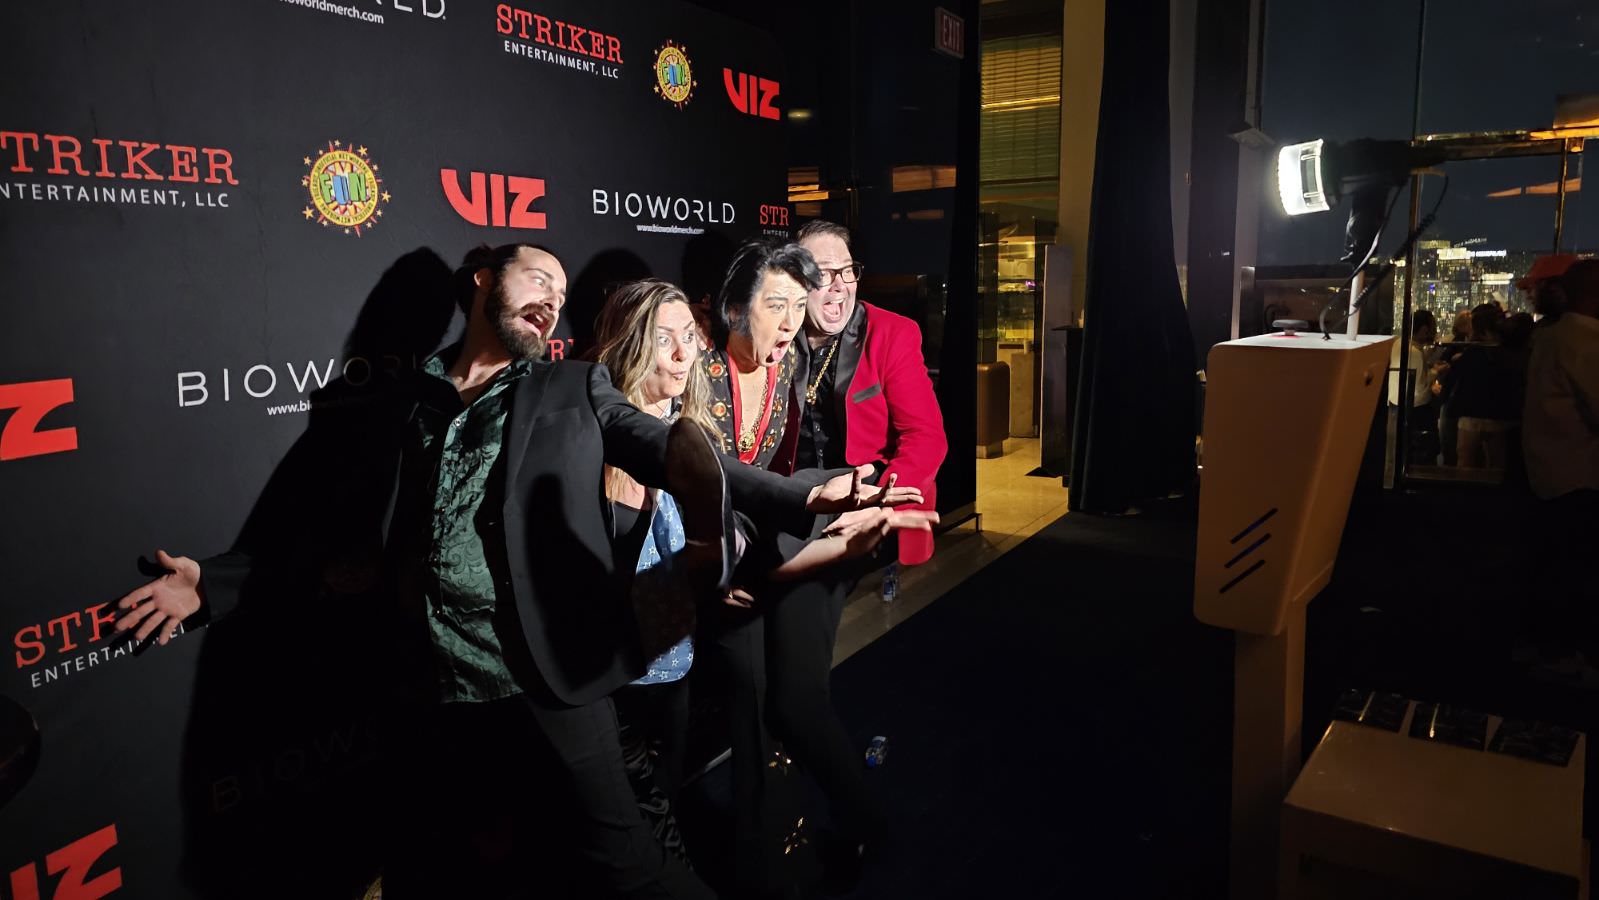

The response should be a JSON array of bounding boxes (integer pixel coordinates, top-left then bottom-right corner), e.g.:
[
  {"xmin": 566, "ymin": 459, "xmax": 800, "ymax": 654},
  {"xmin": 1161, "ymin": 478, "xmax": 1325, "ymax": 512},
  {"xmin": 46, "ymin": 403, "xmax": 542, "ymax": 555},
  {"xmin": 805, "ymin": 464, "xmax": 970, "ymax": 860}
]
[
  {"xmin": 652, "ymin": 41, "xmax": 694, "ymax": 108},
  {"xmin": 301, "ymin": 140, "xmax": 389, "ymax": 236}
]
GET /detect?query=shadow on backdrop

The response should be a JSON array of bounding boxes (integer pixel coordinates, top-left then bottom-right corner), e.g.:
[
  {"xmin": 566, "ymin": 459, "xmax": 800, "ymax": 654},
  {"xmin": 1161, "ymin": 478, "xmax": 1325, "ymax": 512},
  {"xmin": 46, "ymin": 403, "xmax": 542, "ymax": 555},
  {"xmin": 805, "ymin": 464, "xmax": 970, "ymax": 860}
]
[
  {"xmin": 176, "ymin": 248, "xmax": 457, "ymax": 899},
  {"xmin": 568, "ymin": 248, "xmax": 652, "ymax": 355}
]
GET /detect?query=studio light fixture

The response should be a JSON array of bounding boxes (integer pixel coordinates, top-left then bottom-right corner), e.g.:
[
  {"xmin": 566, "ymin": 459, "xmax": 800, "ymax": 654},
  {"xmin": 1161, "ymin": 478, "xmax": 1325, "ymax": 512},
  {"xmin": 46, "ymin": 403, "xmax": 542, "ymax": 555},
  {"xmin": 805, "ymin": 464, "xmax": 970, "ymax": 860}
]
[
  {"xmin": 1277, "ymin": 139, "xmax": 1331, "ymax": 216},
  {"xmin": 1273, "ymin": 138, "xmax": 1450, "ymax": 337},
  {"xmin": 1277, "ymin": 139, "xmax": 1442, "ymax": 213}
]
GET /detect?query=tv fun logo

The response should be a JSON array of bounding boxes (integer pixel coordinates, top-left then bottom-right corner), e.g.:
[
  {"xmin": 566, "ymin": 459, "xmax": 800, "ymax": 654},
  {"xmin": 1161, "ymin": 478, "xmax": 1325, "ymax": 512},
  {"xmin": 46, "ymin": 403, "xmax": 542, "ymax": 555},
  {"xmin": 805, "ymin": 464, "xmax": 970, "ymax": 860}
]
[
  {"xmin": 652, "ymin": 41, "xmax": 693, "ymax": 108},
  {"xmin": 301, "ymin": 140, "xmax": 390, "ymax": 236}
]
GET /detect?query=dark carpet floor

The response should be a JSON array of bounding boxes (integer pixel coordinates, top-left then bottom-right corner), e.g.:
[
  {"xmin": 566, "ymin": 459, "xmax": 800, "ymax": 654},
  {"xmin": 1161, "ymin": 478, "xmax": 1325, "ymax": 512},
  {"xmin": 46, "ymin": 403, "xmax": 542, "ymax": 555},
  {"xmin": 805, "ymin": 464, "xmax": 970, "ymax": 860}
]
[
  {"xmin": 819, "ymin": 496, "xmax": 1232, "ymax": 900},
  {"xmin": 685, "ymin": 482, "xmax": 1595, "ymax": 899}
]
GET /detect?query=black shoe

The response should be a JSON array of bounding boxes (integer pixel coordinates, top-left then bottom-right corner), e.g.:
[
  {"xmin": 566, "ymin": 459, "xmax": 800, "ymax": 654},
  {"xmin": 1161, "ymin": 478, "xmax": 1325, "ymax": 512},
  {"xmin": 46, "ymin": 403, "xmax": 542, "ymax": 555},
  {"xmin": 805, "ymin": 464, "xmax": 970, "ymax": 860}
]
[{"xmin": 665, "ymin": 419, "xmax": 733, "ymax": 595}]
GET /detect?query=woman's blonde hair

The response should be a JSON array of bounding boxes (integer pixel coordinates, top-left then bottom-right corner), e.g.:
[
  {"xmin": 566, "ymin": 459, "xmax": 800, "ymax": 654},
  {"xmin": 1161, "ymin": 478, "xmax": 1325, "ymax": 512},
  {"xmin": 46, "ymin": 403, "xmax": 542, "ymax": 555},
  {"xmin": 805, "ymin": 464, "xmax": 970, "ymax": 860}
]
[{"xmin": 591, "ymin": 278, "xmax": 718, "ymax": 501}]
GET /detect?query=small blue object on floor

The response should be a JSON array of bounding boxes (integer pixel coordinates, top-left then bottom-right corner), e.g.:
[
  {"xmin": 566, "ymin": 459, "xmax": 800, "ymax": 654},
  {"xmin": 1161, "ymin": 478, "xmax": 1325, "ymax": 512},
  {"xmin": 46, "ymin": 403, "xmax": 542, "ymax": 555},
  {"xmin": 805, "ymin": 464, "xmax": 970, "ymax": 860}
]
[{"xmin": 864, "ymin": 736, "xmax": 889, "ymax": 768}]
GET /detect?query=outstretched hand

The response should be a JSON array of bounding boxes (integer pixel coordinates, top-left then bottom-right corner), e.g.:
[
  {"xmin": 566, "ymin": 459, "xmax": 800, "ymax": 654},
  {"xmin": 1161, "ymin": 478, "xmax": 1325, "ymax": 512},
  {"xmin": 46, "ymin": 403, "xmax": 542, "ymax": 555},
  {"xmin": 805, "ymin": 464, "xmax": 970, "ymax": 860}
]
[
  {"xmin": 114, "ymin": 550, "xmax": 202, "ymax": 646},
  {"xmin": 826, "ymin": 508, "xmax": 940, "ymax": 560},
  {"xmin": 806, "ymin": 466, "xmax": 924, "ymax": 515}
]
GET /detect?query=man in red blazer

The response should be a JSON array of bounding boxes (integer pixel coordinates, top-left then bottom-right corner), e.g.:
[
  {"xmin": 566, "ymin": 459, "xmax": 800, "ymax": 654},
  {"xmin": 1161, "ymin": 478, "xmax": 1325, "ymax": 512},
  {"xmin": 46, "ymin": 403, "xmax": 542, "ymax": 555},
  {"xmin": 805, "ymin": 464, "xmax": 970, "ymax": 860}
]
[
  {"xmin": 764, "ymin": 219, "xmax": 947, "ymax": 884},
  {"xmin": 791, "ymin": 220, "xmax": 946, "ymax": 564}
]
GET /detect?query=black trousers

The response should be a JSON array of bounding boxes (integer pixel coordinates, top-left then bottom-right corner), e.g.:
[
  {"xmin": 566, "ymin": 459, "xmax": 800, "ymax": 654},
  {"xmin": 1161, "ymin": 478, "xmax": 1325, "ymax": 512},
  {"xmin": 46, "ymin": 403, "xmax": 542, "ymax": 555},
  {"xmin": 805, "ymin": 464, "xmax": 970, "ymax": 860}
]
[
  {"xmin": 382, "ymin": 691, "xmax": 714, "ymax": 900},
  {"xmin": 699, "ymin": 603, "xmax": 821, "ymax": 895},
  {"xmin": 614, "ymin": 680, "xmax": 693, "ymax": 864},
  {"xmin": 699, "ymin": 607, "xmax": 778, "ymax": 892},
  {"xmin": 764, "ymin": 576, "xmax": 887, "ymax": 845}
]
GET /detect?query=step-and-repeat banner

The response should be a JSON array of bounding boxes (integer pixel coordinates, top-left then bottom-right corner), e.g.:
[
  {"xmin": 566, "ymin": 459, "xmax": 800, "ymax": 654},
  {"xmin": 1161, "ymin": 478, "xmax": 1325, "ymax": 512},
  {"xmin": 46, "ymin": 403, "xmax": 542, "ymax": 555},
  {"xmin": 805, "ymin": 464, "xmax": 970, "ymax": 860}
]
[{"xmin": 0, "ymin": 1, "xmax": 787, "ymax": 896}]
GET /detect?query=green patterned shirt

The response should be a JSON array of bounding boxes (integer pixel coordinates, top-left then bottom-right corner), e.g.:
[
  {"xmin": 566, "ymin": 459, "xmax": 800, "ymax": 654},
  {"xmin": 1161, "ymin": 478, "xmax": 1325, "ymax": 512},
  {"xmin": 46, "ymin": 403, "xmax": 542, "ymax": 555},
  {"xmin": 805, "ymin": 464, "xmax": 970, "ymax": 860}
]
[{"xmin": 412, "ymin": 352, "xmax": 530, "ymax": 703}]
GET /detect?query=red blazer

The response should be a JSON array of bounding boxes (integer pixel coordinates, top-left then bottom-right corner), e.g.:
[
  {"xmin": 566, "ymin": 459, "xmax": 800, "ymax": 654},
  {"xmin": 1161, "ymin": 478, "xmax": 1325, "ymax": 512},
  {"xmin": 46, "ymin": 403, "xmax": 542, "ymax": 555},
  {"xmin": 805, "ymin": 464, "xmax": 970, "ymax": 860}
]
[{"xmin": 797, "ymin": 302, "xmax": 947, "ymax": 565}]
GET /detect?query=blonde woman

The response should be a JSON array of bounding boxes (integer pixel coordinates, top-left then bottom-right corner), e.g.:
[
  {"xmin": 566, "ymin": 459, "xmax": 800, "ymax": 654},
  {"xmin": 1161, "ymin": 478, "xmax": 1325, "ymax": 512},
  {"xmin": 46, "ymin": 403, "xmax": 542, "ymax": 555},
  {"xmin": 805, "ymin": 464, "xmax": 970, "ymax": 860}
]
[
  {"xmin": 590, "ymin": 278, "xmax": 932, "ymax": 873},
  {"xmin": 589, "ymin": 278, "xmax": 714, "ymax": 867}
]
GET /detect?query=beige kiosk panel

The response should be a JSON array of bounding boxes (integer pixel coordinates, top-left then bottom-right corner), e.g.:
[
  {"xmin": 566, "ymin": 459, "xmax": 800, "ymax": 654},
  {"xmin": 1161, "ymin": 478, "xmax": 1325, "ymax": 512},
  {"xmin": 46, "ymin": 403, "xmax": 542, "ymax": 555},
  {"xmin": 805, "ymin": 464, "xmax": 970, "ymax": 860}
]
[{"xmin": 1194, "ymin": 334, "xmax": 1392, "ymax": 636}]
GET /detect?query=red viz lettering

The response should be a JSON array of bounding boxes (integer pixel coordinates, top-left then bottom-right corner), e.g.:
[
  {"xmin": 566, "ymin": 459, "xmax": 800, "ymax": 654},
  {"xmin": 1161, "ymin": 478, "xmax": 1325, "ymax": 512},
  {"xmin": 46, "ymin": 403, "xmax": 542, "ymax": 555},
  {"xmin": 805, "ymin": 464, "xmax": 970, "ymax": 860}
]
[
  {"xmin": 722, "ymin": 70, "xmax": 781, "ymax": 120},
  {"xmin": 6, "ymin": 824, "xmax": 122, "ymax": 900},
  {"xmin": 441, "ymin": 169, "xmax": 547, "ymax": 230},
  {"xmin": 0, "ymin": 379, "xmax": 77, "ymax": 462}
]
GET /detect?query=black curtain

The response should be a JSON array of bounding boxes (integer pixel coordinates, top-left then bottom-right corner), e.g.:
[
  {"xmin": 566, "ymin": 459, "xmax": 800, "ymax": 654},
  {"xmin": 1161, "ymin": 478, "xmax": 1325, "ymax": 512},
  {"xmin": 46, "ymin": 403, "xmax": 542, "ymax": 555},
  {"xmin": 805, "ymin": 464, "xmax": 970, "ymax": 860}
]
[{"xmin": 1069, "ymin": 0, "xmax": 1198, "ymax": 514}]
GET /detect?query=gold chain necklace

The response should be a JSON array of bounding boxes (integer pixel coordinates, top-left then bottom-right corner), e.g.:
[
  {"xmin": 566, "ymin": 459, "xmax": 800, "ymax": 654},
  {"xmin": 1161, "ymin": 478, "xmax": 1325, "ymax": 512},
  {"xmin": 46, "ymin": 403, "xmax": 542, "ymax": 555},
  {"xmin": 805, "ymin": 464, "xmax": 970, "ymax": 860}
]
[
  {"xmin": 805, "ymin": 337, "xmax": 841, "ymax": 406},
  {"xmin": 737, "ymin": 366, "xmax": 773, "ymax": 454}
]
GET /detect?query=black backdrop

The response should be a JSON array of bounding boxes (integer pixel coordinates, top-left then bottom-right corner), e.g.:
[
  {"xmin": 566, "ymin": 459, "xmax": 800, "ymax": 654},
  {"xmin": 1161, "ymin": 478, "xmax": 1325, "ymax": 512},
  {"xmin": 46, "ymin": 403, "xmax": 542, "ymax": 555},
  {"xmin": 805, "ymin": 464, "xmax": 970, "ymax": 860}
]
[{"xmin": 0, "ymin": 1, "xmax": 786, "ymax": 895}]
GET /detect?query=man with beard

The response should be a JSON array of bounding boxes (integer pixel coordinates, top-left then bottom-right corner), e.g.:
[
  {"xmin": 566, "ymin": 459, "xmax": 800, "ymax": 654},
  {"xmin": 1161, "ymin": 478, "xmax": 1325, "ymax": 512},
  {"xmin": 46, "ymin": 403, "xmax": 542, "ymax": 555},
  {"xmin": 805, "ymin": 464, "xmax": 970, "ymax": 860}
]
[
  {"xmin": 112, "ymin": 243, "xmax": 921, "ymax": 899},
  {"xmin": 769, "ymin": 220, "xmax": 947, "ymax": 885}
]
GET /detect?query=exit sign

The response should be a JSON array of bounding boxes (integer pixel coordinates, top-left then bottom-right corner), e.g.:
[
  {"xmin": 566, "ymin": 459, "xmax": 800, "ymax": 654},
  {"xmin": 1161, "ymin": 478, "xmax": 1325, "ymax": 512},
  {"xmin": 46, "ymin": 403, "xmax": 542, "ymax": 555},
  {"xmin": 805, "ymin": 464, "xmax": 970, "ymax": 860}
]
[{"xmin": 934, "ymin": 7, "xmax": 964, "ymax": 58}]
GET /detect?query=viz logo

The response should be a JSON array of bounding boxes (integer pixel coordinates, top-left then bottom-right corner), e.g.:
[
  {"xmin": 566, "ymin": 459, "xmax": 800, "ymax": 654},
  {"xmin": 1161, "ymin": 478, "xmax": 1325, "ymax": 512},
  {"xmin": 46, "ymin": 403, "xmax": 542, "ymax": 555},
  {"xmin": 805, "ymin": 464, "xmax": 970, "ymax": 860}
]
[
  {"xmin": 723, "ymin": 69, "xmax": 780, "ymax": 121},
  {"xmin": 440, "ymin": 169, "xmax": 547, "ymax": 230},
  {"xmin": 4, "ymin": 824, "xmax": 122, "ymax": 900},
  {"xmin": 0, "ymin": 379, "xmax": 77, "ymax": 462}
]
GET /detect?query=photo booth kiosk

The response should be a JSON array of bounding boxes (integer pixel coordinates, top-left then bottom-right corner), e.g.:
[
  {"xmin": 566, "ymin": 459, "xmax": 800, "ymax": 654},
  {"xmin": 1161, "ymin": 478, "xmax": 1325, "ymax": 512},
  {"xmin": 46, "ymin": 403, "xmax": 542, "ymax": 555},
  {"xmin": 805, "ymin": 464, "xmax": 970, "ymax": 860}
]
[
  {"xmin": 1194, "ymin": 331, "xmax": 1392, "ymax": 900},
  {"xmin": 1195, "ymin": 331, "xmax": 1587, "ymax": 899}
]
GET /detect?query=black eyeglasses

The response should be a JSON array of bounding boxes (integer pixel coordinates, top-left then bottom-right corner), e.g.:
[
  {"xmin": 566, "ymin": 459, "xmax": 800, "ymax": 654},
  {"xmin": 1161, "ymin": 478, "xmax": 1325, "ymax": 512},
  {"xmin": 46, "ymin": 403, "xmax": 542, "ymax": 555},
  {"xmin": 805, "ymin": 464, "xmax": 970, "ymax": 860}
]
[{"xmin": 816, "ymin": 263, "xmax": 865, "ymax": 287}]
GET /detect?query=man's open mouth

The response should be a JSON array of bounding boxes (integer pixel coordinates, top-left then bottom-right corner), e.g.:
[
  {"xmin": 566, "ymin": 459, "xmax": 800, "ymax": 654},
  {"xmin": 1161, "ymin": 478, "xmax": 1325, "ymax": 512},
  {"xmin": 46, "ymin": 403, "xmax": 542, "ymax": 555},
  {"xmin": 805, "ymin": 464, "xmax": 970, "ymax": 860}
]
[{"xmin": 521, "ymin": 310, "xmax": 551, "ymax": 335}]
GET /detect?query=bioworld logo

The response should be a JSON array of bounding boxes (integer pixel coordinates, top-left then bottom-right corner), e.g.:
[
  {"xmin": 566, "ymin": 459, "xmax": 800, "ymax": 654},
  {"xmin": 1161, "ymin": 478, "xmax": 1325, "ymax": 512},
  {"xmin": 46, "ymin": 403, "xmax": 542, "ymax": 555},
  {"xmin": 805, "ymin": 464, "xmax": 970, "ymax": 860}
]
[
  {"xmin": 591, "ymin": 188, "xmax": 735, "ymax": 237},
  {"xmin": 275, "ymin": 0, "xmax": 445, "ymax": 26},
  {"xmin": 723, "ymin": 69, "xmax": 780, "ymax": 120},
  {"xmin": 0, "ymin": 379, "xmax": 77, "ymax": 462},
  {"xmin": 176, "ymin": 355, "xmax": 418, "ymax": 416},
  {"xmin": 440, "ymin": 169, "xmax": 547, "ymax": 230},
  {"xmin": 495, "ymin": 3, "xmax": 621, "ymax": 80},
  {"xmin": 3, "ymin": 824, "xmax": 122, "ymax": 899},
  {"xmin": 0, "ymin": 129, "xmax": 236, "ymax": 210},
  {"xmin": 381, "ymin": 0, "xmax": 446, "ymax": 19}
]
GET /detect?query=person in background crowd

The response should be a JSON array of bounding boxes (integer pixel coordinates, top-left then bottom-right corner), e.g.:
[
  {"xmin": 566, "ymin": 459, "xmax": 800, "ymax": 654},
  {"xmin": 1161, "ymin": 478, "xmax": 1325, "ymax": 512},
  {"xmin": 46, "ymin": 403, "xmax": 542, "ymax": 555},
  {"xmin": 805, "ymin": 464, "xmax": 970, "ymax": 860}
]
[
  {"xmin": 1522, "ymin": 259, "xmax": 1599, "ymax": 672},
  {"xmin": 1502, "ymin": 311, "xmax": 1535, "ymax": 363},
  {"xmin": 1434, "ymin": 310, "xmax": 1476, "ymax": 465},
  {"xmin": 111, "ymin": 243, "xmax": 912, "ymax": 900},
  {"xmin": 764, "ymin": 219, "xmax": 949, "ymax": 887},
  {"xmin": 1438, "ymin": 303, "xmax": 1523, "ymax": 473},
  {"xmin": 1519, "ymin": 252, "xmax": 1578, "ymax": 324},
  {"xmin": 1393, "ymin": 309, "xmax": 1439, "ymax": 466}
]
